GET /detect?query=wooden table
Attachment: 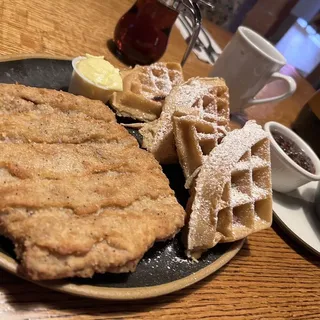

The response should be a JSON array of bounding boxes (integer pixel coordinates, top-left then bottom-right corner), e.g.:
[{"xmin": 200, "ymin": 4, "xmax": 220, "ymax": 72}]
[{"xmin": 0, "ymin": 1, "xmax": 318, "ymax": 319}]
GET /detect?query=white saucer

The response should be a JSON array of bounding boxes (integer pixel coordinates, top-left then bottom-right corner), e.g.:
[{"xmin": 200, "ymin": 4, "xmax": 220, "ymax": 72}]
[{"xmin": 273, "ymin": 181, "xmax": 320, "ymax": 256}]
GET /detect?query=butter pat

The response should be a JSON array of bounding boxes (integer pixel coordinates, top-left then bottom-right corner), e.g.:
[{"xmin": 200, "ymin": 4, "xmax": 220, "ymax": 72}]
[
  {"xmin": 77, "ymin": 54, "xmax": 123, "ymax": 90},
  {"xmin": 68, "ymin": 54, "xmax": 123, "ymax": 103}
]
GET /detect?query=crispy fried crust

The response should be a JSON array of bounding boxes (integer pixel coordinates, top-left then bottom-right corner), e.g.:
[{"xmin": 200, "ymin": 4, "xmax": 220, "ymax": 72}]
[
  {"xmin": 0, "ymin": 84, "xmax": 115, "ymax": 122},
  {"xmin": 0, "ymin": 84, "xmax": 185, "ymax": 280}
]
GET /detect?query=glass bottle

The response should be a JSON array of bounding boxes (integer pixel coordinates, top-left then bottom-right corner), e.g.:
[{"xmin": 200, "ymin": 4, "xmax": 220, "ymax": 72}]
[{"xmin": 113, "ymin": 0, "xmax": 201, "ymax": 66}]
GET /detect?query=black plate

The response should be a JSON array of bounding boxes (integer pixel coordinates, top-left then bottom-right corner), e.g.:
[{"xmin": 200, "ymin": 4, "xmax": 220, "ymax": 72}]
[{"xmin": 0, "ymin": 56, "xmax": 243, "ymax": 300}]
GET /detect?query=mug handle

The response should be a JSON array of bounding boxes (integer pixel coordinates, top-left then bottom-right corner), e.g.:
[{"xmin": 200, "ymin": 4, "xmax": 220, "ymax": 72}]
[{"xmin": 247, "ymin": 72, "xmax": 297, "ymax": 106}]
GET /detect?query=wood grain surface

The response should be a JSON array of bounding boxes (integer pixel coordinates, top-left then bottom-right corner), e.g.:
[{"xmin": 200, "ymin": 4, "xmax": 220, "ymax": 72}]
[{"xmin": 0, "ymin": 0, "xmax": 319, "ymax": 319}]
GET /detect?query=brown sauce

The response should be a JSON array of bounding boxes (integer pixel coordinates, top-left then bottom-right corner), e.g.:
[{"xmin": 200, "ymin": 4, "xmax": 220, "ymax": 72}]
[{"xmin": 271, "ymin": 129, "xmax": 316, "ymax": 174}]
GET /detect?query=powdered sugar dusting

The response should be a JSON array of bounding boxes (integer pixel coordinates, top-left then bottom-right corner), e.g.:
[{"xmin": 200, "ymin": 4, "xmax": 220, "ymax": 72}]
[
  {"xmin": 233, "ymin": 161, "xmax": 250, "ymax": 172},
  {"xmin": 197, "ymin": 131, "xmax": 225, "ymax": 141},
  {"xmin": 140, "ymin": 63, "xmax": 183, "ymax": 99},
  {"xmin": 150, "ymin": 78, "xmax": 229, "ymax": 164},
  {"xmin": 252, "ymin": 183, "xmax": 268, "ymax": 200},
  {"xmin": 230, "ymin": 187, "xmax": 251, "ymax": 207},
  {"xmin": 171, "ymin": 79, "xmax": 215, "ymax": 108},
  {"xmin": 251, "ymin": 155, "xmax": 268, "ymax": 168},
  {"xmin": 187, "ymin": 121, "xmax": 272, "ymax": 257}
]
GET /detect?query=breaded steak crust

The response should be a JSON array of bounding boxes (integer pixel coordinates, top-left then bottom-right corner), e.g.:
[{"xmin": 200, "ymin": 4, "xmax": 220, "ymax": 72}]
[{"xmin": 0, "ymin": 84, "xmax": 185, "ymax": 280}]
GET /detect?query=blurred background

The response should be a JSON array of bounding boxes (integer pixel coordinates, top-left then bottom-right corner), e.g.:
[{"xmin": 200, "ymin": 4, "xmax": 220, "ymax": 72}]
[{"xmin": 200, "ymin": 0, "xmax": 320, "ymax": 89}]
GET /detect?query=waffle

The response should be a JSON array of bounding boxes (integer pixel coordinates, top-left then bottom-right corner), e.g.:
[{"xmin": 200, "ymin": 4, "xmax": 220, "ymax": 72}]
[
  {"xmin": 109, "ymin": 62, "xmax": 183, "ymax": 122},
  {"xmin": 173, "ymin": 114, "xmax": 228, "ymax": 188},
  {"xmin": 184, "ymin": 121, "xmax": 272, "ymax": 259},
  {"xmin": 140, "ymin": 77, "xmax": 229, "ymax": 164}
]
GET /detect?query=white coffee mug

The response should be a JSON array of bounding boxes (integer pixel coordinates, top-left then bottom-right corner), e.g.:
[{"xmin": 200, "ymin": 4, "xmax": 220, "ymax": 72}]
[{"xmin": 209, "ymin": 26, "xmax": 296, "ymax": 113}]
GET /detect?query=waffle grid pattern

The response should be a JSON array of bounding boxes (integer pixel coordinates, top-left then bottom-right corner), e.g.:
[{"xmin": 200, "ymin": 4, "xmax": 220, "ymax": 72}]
[
  {"xmin": 110, "ymin": 62, "xmax": 183, "ymax": 122},
  {"xmin": 183, "ymin": 121, "xmax": 273, "ymax": 258},
  {"xmin": 136, "ymin": 63, "xmax": 183, "ymax": 100},
  {"xmin": 216, "ymin": 137, "xmax": 272, "ymax": 242},
  {"xmin": 173, "ymin": 115, "xmax": 227, "ymax": 185},
  {"xmin": 173, "ymin": 81, "xmax": 230, "ymax": 182}
]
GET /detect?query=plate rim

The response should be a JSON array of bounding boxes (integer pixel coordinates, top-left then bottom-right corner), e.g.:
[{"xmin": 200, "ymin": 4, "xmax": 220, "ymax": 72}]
[
  {"xmin": 0, "ymin": 239, "xmax": 244, "ymax": 300},
  {"xmin": 272, "ymin": 187, "xmax": 320, "ymax": 257},
  {"xmin": 273, "ymin": 209, "xmax": 320, "ymax": 257},
  {"xmin": 0, "ymin": 54, "xmax": 245, "ymax": 300},
  {"xmin": 0, "ymin": 53, "xmax": 73, "ymax": 62}
]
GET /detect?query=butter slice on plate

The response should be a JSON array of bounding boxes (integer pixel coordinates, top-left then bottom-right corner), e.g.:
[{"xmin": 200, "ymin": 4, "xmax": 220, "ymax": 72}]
[{"xmin": 69, "ymin": 54, "xmax": 123, "ymax": 103}]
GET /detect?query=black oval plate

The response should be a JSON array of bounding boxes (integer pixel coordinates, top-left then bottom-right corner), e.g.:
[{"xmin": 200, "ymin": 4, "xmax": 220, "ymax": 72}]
[{"xmin": 0, "ymin": 55, "xmax": 244, "ymax": 300}]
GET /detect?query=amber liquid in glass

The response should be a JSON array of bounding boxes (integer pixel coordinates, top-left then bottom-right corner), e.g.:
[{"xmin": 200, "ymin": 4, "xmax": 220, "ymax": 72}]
[{"xmin": 114, "ymin": 0, "xmax": 179, "ymax": 65}]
